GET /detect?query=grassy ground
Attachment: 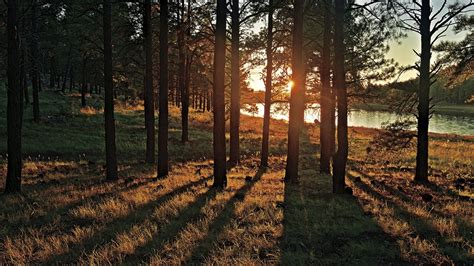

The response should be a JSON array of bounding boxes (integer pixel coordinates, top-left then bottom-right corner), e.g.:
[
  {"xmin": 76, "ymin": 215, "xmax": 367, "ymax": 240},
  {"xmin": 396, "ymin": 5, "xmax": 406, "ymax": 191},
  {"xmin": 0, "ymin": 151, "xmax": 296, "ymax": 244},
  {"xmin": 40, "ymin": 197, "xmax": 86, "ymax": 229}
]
[
  {"xmin": 353, "ymin": 102, "xmax": 474, "ymax": 117},
  {"xmin": 0, "ymin": 88, "xmax": 473, "ymax": 264}
]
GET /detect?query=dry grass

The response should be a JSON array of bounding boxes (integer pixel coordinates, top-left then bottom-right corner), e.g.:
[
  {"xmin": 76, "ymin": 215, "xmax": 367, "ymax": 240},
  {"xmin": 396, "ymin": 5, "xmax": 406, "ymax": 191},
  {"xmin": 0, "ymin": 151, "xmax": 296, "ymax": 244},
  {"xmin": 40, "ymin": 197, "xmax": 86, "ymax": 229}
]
[{"xmin": 0, "ymin": 89, "xmax": 473, "ymax": 264}]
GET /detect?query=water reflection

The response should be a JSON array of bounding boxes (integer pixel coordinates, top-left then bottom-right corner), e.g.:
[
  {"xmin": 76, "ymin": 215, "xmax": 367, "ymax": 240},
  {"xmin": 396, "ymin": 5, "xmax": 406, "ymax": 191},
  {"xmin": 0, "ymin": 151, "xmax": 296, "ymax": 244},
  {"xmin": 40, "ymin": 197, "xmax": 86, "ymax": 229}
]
[{"xmin": 242, "ymin": 103, "xmax": 474, "ymax": 136}]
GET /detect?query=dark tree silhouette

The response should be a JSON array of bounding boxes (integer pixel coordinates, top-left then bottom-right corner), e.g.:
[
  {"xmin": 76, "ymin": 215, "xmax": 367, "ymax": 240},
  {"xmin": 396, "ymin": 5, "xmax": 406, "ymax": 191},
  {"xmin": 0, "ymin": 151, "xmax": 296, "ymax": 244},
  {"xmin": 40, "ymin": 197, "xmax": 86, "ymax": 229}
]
[
  {"xmin": 103, "ymin": 0, "xmax": 119, "ymax": 181},
  {"xmin": 332, "ymin": 0, "xmax": 347, "ymax": 194},
  {"xmin": 229, "ymin": 0, "xmax": 241, "ymax": 165},
  {"xmin": 319, "ymin": 0, "xmax": 335, "ymax": 174},
  {"xmin": 285, "ymin": 0, "xmax": 305, "ymax": 183},
  {"xmin": 178, "ymin": 0, "xmax": 189, "ymax": 143},
  {"xmin": 158, "ymin": 0, "xmax": 169, "ymax": 178},
  {"xmin": 30, "ymin": 0, "xmax": 40, "ymax": 122},
  {"xmin": 144, "ymin": 0, "xmax": 155, "ymax": 163},
  {"xmin": 5, "ymin": 0, "xmax": 22, "ymax": 193},
  {"xmin": 213, "ymin": 0, "xmax": 227, "ymax": 188},
  {"xmin": 260, "ymin": 0, "xmax": 274, "ymax": 168}
]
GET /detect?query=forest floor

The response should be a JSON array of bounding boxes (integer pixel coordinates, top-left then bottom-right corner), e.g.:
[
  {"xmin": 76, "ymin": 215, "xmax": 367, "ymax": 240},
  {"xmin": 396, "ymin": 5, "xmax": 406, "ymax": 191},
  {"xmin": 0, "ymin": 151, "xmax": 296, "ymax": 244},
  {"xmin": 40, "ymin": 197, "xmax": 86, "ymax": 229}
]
[{"xmin": 0, "ymin": 88, "xmax": 473, "ymax": 264}]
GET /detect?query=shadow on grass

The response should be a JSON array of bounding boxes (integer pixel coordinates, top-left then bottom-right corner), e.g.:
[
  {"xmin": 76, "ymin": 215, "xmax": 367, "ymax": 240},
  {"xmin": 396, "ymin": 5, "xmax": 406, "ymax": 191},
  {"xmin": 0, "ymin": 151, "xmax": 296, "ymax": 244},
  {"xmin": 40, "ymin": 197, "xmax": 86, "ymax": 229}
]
[
  {"xmin": 45, "ymin": 176, "xmax": 211, "ymax": 264},
  {"xmin": 280, "ymin": 131, "xmax": 401, "ymax": 264},
  {"xmin": 0, "ymin": 176, "xmax": 156, "ymax": 240},
  {"xmin": 182, "ymin": 167, "xmax": 266, "ymax": 264},
  {"xmin": 348, "ymin": 173, "xmax": 473, "ymax": 264}
]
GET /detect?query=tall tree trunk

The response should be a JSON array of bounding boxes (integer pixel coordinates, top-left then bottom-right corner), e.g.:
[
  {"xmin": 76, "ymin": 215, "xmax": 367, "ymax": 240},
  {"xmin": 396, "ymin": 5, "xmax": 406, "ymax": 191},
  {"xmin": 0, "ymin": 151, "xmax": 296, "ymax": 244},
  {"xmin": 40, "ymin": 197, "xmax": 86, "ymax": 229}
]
[
  {"xmin": 5, "ymin": 0, "xmax": 22, "ymax": 193},
  {"xmin": 21, "ymin": 44, "xmax": 28, "ymax": 106},
  {"xmin": 49, "ymin": 55, "xmax": 55, "ymax": 88},
  {"xmin": 69, "ymin": 66, "xmax": 74, "ymax": 92},
  {"xmin": 213, "ymin": 0, "xmax": 227, "ymax": 188},
  {"xmin": 158, "ymin": 0, "xmax": 169, "ymax": 178},
  {"xmin": 319, "ymin": 0, "xmax": 333, "ymax": 174},
  {"xmin": 332, "ymin": 0, "xmax": 347, "ymax": 194},
  {"xmin": 206, "ymin": 89, "xmax": 211, "ymax": 111},
  {"xmin": 415, "ymin": 0, "xmax": 431, "ymax": 183},
  {"xmin": 178, "ymin": 0, "xmax": 189, "ymax": 143},
  {"xmin": 284, "ymin": 0, "xmax": 305, "ymax": 183},
  {"xmin": 229, "ymin": 0, "xmax": 241, "ymax": 165},
  {"xmin": 261, "ymin": 0, "xmax": 274, "ymax": 168},
  {"xmin": 62, "ymin": 48, "xmax": 72, "ymax": 93},
  {"xmin": 81, "ymin": 56, "xmax": 87, "ymax": 107},
  {"xmin": 31, "ymin": 0, "xmax": 40, "ymax": 122},
  {"xmin": 103, "ymin": 0, "xmax": 118, "ymax": 181},
  {"xmin": 144, "ymin": 0, "xmax": 155, "ymax": 163}
]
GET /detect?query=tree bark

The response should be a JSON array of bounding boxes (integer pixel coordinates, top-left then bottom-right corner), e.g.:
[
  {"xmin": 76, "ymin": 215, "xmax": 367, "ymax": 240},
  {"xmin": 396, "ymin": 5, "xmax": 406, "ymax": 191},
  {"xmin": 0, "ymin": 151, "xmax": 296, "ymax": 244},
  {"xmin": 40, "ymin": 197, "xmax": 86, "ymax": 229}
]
[
  {"xmin": 31, "ymin": 0, "xmax": 40, "ymax": 122},
  {"xmin": 178, "ymin": 0, "xmax": 189, "ymax": 143},
  {"xmin": 103, "ymin": 0, "xmax": 118, "ymax": 181},
  {"xmin": 415, "ymin": 0, "xmax": 431, "ymax": 183},
  {"xmin": 81, "ymin": 56, "xmax": 87, "ymax": 107},
  {"xmin": 285, "ymin": 0, "xmax": 305, "ymax": 183},
  {"xmin": 49, "ymin": 55, "xmax": 55, "ymax": 88},
  {"xmin": 213, "ymin": 0, "xmax": 227, "ymax": 188},
  {"xmin": 229, "ymin": 0, "xmax": 241, "ymax": 165},
  {"xmin": 332, "ymin": 0, "xmax": 347, "ymax": 194},
  {"xmin": 158, "ymin": 0, "xmax": 169, "ymax": 178},
  {"xmin": 319, "ymin": 0, "xmax": 333, "ymax": 174},
  {"xmin": 5, "ymin": 0, "xmax": 22, "ymax": 193},
  {"xmin": 144, "ymin": 0, "xmax": 155, "ymax": 163},
  {"xmin": 261, "ymin": 0, "xmax": 274, "ymax": 168}
]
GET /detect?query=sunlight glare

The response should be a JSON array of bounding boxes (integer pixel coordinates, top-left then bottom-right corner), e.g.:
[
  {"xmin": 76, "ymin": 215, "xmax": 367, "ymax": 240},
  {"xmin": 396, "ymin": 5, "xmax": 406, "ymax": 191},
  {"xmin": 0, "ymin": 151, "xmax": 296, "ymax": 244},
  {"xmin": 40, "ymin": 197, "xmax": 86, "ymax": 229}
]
[{"xmin": 287, "ymin": 80, "xmax": 294, "ymax": 93}]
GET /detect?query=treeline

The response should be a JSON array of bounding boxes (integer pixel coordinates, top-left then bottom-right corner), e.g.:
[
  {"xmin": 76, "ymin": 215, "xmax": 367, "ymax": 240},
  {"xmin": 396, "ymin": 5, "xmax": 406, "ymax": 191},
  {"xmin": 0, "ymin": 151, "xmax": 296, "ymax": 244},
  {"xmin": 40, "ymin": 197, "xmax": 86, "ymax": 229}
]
[{"xmin": 1, "ymin": 0, "xmax": 472, "ymax": 194}]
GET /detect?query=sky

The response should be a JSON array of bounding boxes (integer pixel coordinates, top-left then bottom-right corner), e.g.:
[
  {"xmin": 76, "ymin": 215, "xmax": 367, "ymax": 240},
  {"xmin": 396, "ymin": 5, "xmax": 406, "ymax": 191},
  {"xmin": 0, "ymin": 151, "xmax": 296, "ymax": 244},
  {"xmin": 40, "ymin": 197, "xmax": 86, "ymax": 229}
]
[{"xmin": 248, "ymin": 0, "xmax": 472, "ymax": 91}]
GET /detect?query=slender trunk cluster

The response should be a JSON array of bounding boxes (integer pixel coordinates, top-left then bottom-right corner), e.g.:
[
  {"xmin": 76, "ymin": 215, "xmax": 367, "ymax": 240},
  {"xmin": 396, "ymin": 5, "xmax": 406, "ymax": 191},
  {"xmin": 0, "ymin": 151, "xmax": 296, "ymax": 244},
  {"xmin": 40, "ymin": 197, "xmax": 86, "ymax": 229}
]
[
  {"xmin": 212, "ymin": 0, "xmax": 227, "ymax": 188},
  {"xmin": 158, "ymin": 0, "xmax": 169, "ymax": 178},
  {"xmin": 285, "ymin": 0, "xmax": 305, "ymax": 183}
]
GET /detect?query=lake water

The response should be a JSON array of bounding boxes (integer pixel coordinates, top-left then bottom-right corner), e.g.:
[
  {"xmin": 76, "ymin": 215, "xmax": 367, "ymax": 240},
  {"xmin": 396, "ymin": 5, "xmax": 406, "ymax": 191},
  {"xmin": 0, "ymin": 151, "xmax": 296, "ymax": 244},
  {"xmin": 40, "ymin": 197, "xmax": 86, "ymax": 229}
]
[{"xmin": 242, "ymin": 103, "xmax": 474, "ymax": 136}]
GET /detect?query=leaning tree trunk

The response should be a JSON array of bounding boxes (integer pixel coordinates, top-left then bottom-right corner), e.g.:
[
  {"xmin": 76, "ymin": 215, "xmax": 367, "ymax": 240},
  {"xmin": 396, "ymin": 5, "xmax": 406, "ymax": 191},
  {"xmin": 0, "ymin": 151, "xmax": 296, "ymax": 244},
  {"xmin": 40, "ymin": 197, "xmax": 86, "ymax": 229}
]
[
  {"xmin": 415, "ymin": 0, "xmax": 431, "ymax": 183},
  {"xmin": 332, "ymin": 0, "xmax": 348, "ymax": 194},
  {"xmin": 158, "ymin": 0, "xmax": 169, "ymax": 178},
  {"xmin": 31, "ymin": 0, "xmax": 40, "ymax": 122},
  {"xmin": 213, "ymin": 0, "xmax": 227, "ymax": 188},
  {"xmin": 144, "ymin": 0, "xmax": 155, "ymax": 163},
  {"xmin": 261, "ymin": 0, "xmax": 274, "ymax": 168},
  {"xmin": 229, "ymin": 0, "xmax": 241, "ymax": 165},
  {"xmin": 103, "ymin": 0, "xmax": 118, "ymax": 181},
  {"xmin": 285, "ymin": 0, "xmax": 305, "ymax": 183},
  {"xmin": 5, "ymin": 0, "xmax": 22, "ymax": 193},
  {"xmin": 319, "ymin": 0, "xmax": 334, "ymax": 174}
]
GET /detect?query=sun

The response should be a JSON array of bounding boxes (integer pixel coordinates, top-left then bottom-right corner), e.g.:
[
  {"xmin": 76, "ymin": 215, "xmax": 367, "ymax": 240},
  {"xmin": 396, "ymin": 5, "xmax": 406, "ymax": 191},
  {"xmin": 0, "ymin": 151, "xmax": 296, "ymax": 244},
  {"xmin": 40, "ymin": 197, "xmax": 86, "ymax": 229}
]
[{"xmin": 287, "ymin": 80, "xmax": 294, "ymax": 92}]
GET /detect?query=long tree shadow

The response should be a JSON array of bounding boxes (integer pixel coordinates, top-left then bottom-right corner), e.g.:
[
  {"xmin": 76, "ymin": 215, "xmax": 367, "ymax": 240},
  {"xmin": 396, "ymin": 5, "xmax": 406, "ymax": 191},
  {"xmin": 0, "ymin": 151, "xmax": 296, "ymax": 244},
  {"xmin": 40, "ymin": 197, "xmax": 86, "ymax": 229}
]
[
  {"xmin": 350, "ymin": 169, "xmax": 474, "ymax": 247},
  {"xmin": 120, "ymin": 186, "xmax": 220, "ymax": 264},
  {"xmin": 0, "ymin": 176, "xmax": 156, "ymax": 240},
  {"xmin": 182, "ymin": 167, "xmax": 266, "ymax": 264},
  {"xmin": 45, "ymin": 176, "xmax": 211, "ymax": 264},
  {"xmin": 348, "ymin": 173, "xmax": 473, "ymax": 264},
  {"xmin": 280, "ymin": 131, "xmax": 402, "ymax": 264}
]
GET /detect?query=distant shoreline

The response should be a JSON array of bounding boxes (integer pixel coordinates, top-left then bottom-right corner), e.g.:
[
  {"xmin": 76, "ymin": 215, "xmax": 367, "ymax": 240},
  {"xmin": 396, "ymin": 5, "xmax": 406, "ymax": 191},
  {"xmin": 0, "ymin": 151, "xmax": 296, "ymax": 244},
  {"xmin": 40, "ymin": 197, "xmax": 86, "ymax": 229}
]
[{"xmin": 352, "ymin": 103, "xmax": 474, "ymax": 117}]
